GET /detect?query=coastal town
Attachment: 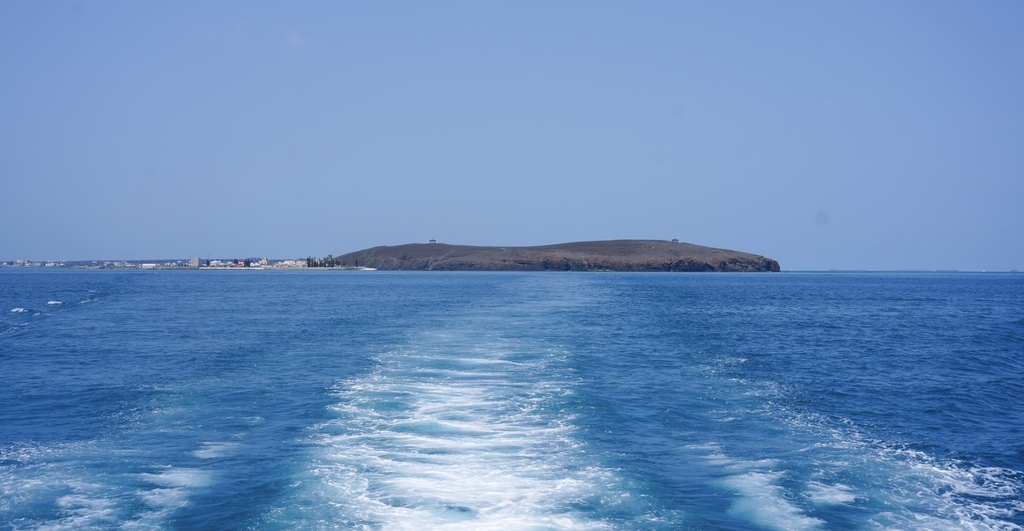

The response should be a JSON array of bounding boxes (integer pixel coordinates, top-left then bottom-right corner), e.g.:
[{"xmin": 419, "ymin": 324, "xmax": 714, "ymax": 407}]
[{"xmin": 0, "ymin": 257, "xmax": 372, "ymax": 270}]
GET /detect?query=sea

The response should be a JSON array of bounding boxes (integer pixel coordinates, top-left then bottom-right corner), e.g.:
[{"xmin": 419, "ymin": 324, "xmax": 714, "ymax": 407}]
[{"xmin": 1, "ymin": 269, "xmax": 1022, "ymax": 530}]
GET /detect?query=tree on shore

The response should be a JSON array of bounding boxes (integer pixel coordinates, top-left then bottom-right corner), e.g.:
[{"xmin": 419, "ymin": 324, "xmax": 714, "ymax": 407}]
[{"xmin": 306, "ymin": 254, "xmax": 342, "ymax": 268}]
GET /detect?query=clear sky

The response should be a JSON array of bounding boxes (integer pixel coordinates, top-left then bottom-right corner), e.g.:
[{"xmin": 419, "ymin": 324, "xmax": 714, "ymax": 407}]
[{"xmin": 3, "ymin": 2, "xmax": 1022, "ymax": 270}]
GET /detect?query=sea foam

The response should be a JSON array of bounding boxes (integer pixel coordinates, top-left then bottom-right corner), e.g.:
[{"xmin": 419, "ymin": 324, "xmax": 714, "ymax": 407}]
[
  {"xmin": 692, "ymin": 443, "xmax": 825, "ymax": 530},
  {"xmin": 287, "ymin": 330, "xmax": 623, "ymax": 529},
  {"xmin": 806, "ymin": 481, "xmax": 860, "ymax": 505}
]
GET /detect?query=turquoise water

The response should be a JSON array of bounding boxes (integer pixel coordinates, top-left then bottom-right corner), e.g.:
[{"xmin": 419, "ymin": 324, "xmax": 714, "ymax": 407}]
[{"xmin": 1, "ymin": 270, "xmax": 1022, "ymax": 529}]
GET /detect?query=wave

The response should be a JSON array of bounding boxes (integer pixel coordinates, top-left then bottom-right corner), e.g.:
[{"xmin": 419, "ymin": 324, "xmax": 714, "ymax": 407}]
[
  {"xmin": 192, "ymin": 442, "xmax": 238, "ymax": 459},
  {"xmin": 782, "ymin": 410, "xmax": 1023, "ymax": 529},
  {"xmin": 0, "ymin": 442, "xmax": 216, "ymax": 529},
  {"xmin": 863, "ymin": 445, "xmax": 1024, "ymax": 530},
  {"xmin": 688, "ymin": 434, "xmax": 1023, "ymax": 530},
  {"xmin": 805, "ymin": 481, "xmax": 860, "ymax": 505},
  {"xmin": 688, "ymin": 443, "xmax": 826, "ymax": 530}
]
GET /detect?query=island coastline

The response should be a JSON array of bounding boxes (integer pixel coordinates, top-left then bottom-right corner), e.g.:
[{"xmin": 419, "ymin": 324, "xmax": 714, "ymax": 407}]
[{"xmin": 333, "ymin": 240, "xmax": 780, "ymax": 272}]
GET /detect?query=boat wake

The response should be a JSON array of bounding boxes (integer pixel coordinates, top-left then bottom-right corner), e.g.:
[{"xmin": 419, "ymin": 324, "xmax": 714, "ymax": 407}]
[{"xmin": 278, "ymin": 328, "xmax": 626, "ymax": 529}]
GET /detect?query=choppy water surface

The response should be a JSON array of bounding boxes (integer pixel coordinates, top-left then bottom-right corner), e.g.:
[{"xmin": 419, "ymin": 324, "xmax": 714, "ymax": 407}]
[{"xmin": 2, "ymin": 270, "xmax": 1022, "ymax": 529}]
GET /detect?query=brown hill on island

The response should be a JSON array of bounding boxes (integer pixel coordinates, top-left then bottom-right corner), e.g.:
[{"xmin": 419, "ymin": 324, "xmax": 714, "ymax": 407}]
[{"xmin": 336, "ymin": 240, "xmax": 780, "ymax": 272}]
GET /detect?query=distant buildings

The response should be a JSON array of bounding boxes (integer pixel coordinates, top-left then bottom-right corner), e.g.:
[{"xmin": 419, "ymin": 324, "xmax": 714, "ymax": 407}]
[
  {"xmin": 1, "ymin": 257, "xmax": 310, "ymax": 270},
  {"xmin": 272, "ymin": 259, "xmax": 307, "ymax": 268}
]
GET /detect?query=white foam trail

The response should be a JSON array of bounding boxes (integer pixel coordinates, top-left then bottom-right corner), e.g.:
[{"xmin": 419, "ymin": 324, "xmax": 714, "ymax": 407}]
[
  {"xmin": 0, "ymin": 443, "xmax": 215, "ymax": 529},
  {"xmin": 47, "ymin": 301, "xmax": 62, "ymax": 305},
  {"xmin": 132, "ymin": 468, "xmax": 213, "ymax": 523},
  {"xmin": 294, "ymin": 331, "xmax": 621, "ymax": 529},
  {"xmin": 51, "ymin": 489, "xmax": 118, "ymax": 529},
  {"xmin": 776, "ymin": 410, "xmax": 1024, "ymax": 530},
  {"xmin": 723, "ymin": 472, "xmax": 825, "ymax": 531},
  {"xmin": 138, "ymin": 467, "xmax": 213, "ymax": 489},
  {"xmin": 806, "ymin": 481, "xmax": 859, "ymax": 505},
  {"xmin": 193, "ymin": 442, "xmax": 237, "ymax": 459},
  {"xmin": 688, "ymin": 443, "xmax": 824, "ymax": 530},
  {"xmin": 872, "ymin": 452, "xmax": 1024, "ymax": 530},
  {"xmin": 11, "ymin": 308, "xmax": 28, "ymax": 313}
]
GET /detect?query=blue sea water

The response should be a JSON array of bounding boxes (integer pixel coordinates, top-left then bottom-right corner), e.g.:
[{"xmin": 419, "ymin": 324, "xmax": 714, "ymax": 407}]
[{"xmin": 1, "ymin": 269, "xmax": 1022, "ymax": 530}]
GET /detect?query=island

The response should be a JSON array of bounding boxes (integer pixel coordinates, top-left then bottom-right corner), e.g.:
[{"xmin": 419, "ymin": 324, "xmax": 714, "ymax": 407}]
[{"xmin": 333, "ymin": 240, "xmax": 780, "ymax": 272}]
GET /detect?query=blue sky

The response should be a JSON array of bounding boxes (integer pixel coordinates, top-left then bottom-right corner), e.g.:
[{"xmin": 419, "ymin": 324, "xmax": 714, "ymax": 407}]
[{"xmin": 3, "ymin": 2, "xmax": 1022, "ymax": 270}]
